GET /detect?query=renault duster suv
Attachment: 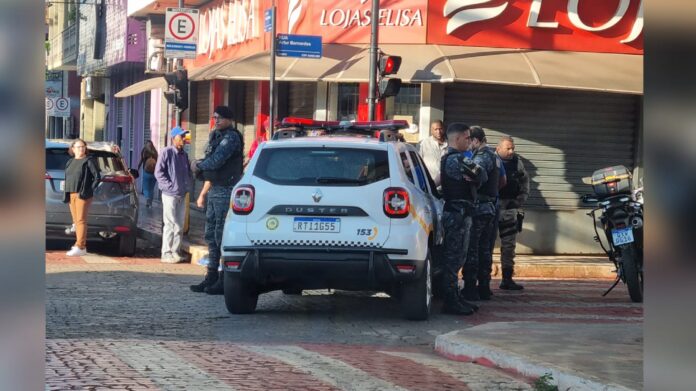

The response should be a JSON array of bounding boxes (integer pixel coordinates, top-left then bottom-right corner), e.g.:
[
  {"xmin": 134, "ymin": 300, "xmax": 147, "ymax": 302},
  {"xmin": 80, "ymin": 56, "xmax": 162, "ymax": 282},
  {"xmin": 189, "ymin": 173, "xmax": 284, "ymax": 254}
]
[{"xmin": 220, "ymin": 119, "xmax": 443, "ymax": 320}]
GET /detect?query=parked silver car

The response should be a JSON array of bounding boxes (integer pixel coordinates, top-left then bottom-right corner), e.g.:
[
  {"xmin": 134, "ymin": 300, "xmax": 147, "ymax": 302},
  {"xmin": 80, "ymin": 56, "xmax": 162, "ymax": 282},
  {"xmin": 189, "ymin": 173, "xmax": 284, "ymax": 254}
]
[{"xmin": 45, "ymin": 139, "xmax": 139, "ymax": 256}]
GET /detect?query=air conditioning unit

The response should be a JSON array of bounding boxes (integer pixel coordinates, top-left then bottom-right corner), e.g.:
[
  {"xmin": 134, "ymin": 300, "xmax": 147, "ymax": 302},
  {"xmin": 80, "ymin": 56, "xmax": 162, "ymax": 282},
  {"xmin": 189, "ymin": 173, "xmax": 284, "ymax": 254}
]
[{"xmin": 84, "ymin": 76, "xmax": 103, "ymax": 99}]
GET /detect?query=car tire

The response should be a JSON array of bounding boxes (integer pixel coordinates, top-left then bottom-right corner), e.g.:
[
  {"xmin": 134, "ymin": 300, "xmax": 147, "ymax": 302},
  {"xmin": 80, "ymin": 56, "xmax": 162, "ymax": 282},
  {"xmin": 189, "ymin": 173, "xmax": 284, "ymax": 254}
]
[
  {"xmin": 400, "ymin": 251, "xmax": 432, "ymax": 321},
  {"xmin": 117, "ymin": 234, "xmax": 136, "ymax": 257},
  {"xmin": 224, "ymin": 272, "xmax": 259, "ymax": 314}
]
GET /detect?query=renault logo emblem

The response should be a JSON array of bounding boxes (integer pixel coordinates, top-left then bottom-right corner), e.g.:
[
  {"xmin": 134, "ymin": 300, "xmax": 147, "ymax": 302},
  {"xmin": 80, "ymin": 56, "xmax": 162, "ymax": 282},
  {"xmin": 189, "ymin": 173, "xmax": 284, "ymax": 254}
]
[{"xmin": 312, "ymin": 189, "xmax": 323, "ymax": 203}]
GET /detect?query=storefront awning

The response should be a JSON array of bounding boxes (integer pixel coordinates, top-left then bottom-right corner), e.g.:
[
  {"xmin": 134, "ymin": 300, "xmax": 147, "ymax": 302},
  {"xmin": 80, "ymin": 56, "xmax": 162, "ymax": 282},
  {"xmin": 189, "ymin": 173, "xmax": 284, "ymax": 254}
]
[
  {"xmin": 189, "ymin": 44, "xmax": 642, "ymax": 94},
  {"xmin": 114, "ymin": 77, "xmax": 167, "ymax": 98}
]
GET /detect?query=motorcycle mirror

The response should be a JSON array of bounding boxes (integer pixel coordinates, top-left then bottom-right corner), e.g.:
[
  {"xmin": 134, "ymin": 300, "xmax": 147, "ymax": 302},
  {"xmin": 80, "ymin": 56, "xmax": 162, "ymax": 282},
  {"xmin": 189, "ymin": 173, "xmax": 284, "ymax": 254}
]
[{"xmin": 581, "ymin": 176, "xmax": 592, "ymax": 185}]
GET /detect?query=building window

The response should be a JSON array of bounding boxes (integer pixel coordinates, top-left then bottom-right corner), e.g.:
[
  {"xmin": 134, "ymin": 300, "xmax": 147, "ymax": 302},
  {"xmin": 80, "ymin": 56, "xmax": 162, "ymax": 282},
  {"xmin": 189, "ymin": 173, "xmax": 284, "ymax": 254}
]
[
  {"xmin": 337, "ymin": 83, "xmax": 359, "ymax": 121},
  {"xmin": 392, "ymin": 83, "xmax": 421, "ymax": 125}
]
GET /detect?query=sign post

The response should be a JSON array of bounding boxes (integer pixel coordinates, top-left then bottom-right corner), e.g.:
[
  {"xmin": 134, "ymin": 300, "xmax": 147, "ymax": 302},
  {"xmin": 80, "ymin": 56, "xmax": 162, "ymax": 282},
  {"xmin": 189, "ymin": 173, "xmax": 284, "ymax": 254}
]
[{"xmin": 269, "ymin": 6, "xmax": 276, "ymax": 138}]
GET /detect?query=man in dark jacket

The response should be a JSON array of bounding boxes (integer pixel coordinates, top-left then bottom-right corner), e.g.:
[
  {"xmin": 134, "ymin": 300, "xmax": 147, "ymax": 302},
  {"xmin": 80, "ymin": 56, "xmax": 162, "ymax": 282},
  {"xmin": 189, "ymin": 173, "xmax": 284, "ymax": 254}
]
[
  {"xmin": 190, "ymin": 106, "xmax": 244, "ymax": 295},
  {"xmin": 496, "ymin": 136, "xmax": 530, "ymax": 290},
  {"xmin": 439, "ymin": 123, "xmax": 484, "ymax": 315},
  {"xmin": 462, "ymin": 126, "xmax": 498, "ymax": 301}
]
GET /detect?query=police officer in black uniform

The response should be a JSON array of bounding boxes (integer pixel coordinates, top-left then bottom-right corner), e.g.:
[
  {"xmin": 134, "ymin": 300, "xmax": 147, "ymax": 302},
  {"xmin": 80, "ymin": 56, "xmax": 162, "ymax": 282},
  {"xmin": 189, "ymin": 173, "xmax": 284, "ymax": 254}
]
[
  {"xmin": 190, "ymin": 106, "xmax": 244, "ymax": 294},
  {"xmin": 462, "ymin": 126, "xmax": 498, "ymax": 301},
  {"xmin": 439, "ymin": 123, "xmax": 484, "ymax": 315}
]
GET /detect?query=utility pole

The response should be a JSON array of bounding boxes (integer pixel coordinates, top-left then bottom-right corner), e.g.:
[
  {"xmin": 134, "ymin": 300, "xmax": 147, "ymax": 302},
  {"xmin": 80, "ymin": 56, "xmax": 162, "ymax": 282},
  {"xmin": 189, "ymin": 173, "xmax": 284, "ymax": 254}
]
[
  {"xmin": 367, "ymin": 0, "xmax": 380, "ymax": 121},
  {"xmin": 269, "ymin": 4, "xmax": 277, "ymax": 138},
  {"xmin": 175, "ymin": 0, "xmax": 184, "ymax": 126}
]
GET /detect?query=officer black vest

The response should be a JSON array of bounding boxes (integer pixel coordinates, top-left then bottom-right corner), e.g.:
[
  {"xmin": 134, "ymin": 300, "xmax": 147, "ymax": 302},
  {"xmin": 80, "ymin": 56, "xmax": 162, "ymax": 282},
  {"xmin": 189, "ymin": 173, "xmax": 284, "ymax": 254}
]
[
  {"xmin": 499, "ymin": 155, "xmax": 522, "ymax": 199},
  {"xmin": 205, "ymin": 127, "xmax": 244, "ymax": 186},
  {"xmin": 440, "ymin": 150, "xmax": 476, "ymax": 202},
  {"xmin": 475, "ymin": 147, "xmax": 499, "ymax": 200}
]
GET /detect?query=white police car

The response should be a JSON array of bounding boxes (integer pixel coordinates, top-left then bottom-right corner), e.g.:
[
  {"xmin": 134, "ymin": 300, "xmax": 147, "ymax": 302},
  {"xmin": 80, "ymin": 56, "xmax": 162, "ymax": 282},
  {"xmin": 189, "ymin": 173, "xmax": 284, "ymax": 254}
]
[{"xmin": 220, "ymin": 119, "xmax": 444, "ymax": 320}]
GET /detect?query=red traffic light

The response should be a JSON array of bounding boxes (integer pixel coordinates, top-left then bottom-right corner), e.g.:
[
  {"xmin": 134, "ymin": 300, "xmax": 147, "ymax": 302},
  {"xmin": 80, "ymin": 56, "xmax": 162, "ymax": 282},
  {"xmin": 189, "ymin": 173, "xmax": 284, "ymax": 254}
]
[{"xmin": 379, "ymin": 55, "xmax": 402, "ymax": 76}]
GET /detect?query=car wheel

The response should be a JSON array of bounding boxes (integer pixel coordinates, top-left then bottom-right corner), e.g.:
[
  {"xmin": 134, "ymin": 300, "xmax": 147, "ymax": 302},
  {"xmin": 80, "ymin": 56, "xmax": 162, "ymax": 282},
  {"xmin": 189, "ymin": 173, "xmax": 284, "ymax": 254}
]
[
  {"xmin": 400, "ymin": 251, "xmax": 432, "ymax": 321},
  {"xmin": 117, "ymin": 234, "xmax": 136, "ymax": 257},
  {"xmin": 224, "ymin": 272, "xmax": 259, "ymax": 314}
]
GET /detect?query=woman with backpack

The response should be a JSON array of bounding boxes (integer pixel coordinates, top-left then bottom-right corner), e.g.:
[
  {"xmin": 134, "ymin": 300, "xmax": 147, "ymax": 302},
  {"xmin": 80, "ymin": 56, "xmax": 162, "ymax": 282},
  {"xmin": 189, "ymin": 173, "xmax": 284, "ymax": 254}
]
[{"xmin": 138, "ymin": 140, "xmax": 158, "ymax": 208}]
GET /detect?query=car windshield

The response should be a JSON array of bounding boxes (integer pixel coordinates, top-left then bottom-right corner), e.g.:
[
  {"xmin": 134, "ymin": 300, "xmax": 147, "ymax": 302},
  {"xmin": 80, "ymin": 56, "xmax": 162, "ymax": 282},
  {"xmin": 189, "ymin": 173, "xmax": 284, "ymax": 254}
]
[
  {"xmin": 45, "ymin": 148, "xmax": 126, "ymax": 174},
  {"xmin": 254, "ymin": 147, "xmax": 389, "ymax": 186}
]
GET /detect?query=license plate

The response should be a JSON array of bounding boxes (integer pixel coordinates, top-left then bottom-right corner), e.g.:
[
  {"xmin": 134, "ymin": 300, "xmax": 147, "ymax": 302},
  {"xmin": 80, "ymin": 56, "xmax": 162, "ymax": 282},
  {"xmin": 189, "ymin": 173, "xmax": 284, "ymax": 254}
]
[
  {"xmin": 293, "ymin": 217, "xmax": 340, "ymax": 233},
  {"xmin": 612, "ymin": 227, "xmax": 634, "ymax": 246}
]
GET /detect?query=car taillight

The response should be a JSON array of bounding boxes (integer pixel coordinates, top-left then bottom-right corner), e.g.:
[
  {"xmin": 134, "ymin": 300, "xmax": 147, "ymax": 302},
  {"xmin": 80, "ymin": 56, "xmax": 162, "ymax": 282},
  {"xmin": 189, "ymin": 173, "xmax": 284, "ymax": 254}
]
[
  {"xmin": 45, "ymin": 172, "xmax": 52, "ymax": 180},
  {"xmin": 383, "ymin": 187, "xmax": 409, "ymax": 218},
  {"xmin": 102, "ymin": 175, "xmax": 134, "ymax": 193},
  {"xmin": 232, "ymin": 185, "xmax": 255, "ymax": 215}
]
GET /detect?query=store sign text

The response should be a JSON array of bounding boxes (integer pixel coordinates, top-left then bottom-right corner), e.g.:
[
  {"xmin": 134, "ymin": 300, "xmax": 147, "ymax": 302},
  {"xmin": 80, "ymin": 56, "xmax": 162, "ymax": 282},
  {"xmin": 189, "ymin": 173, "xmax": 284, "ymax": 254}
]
[
  {"xmin": 198, "ymin": 0, "xmax": 259, "ymax": 58},
  {"xmin": 445, "ymin": 0, "xmax": 643, "ymax": 45},
  {"xmin": 320, "ymin": 7, "xmax": 423, "ymax": 29}
]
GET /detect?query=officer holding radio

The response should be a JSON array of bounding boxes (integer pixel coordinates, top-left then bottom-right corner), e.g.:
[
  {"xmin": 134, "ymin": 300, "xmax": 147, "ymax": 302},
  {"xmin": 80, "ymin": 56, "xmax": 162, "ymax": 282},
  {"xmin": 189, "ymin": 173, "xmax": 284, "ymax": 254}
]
[
  {"xmin": 439, "ymin": 123, "xmax": 485, "ymax": 315},
  {"xmin": 190, "ymin": 106, "xmax": 245, "ymax": 295},
  {"xmin": 496, "ymin": 136, "xmax": 530, "ymax": 290}
]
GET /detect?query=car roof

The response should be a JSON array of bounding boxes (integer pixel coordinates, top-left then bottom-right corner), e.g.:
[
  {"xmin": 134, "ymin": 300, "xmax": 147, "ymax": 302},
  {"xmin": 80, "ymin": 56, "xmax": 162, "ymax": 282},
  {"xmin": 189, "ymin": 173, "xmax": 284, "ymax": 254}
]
[{"xmin": 45, "ymin": 139, "xmax": 121, "ymax": 154}]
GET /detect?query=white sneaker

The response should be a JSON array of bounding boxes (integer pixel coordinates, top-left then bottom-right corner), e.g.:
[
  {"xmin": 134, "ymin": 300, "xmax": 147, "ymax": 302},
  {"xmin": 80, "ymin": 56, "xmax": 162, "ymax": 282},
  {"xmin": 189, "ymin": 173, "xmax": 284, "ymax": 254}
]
[{"xmin": 66, "ymin": 246, "xmax": 87, "ymax": 257}]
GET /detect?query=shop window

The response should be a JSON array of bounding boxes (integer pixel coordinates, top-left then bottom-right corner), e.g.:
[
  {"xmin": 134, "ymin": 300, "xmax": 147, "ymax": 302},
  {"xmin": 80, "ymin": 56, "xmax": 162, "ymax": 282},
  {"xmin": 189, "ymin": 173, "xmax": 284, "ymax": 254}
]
[
  {"xmin": 337, "ymin": 83, "xmax": 359, "ymax": 121},
  {"xmin": 392, "ymin": 83, "xmax": 421, "ymax": 125}
]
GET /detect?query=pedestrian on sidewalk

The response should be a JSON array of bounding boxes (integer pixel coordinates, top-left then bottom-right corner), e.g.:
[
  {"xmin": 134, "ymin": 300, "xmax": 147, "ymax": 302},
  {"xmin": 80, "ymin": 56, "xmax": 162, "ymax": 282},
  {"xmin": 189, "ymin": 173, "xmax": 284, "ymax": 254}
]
[
  {"xmin": 463, "ymin": 126, "xmax": 498, "ymax": 302},
  {"xmin": 418, "ymin": 119, "xmax": 447, "ymax": 187},
  {"xmin": 439, "ymin": 123, "xmax": 482, "ymax": 315},
  {"xmin": 154, "ymin": 127, "xmax": 193, "ymax": 264},
  {"xmin": 190, "ymin": 106, "xmax": 244, "ymax": 295},
  {"xmin": 63, "ymin": 139, "xmax": 100, "ymax": 257},
  {"xmin": 496, "ymin": 136, "xmax": 530, "ymax": 290},
  {"xmin": 137, "ymin": 140, "xmax": 158, "ymax": 208}
]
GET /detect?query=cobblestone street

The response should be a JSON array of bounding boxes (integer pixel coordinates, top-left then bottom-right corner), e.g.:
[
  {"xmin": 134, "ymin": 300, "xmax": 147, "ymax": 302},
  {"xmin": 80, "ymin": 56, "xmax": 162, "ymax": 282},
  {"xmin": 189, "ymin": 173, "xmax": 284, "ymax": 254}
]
[{"xmin": 46, "ymin": 241, "xmax": 642, "ymax": 390}]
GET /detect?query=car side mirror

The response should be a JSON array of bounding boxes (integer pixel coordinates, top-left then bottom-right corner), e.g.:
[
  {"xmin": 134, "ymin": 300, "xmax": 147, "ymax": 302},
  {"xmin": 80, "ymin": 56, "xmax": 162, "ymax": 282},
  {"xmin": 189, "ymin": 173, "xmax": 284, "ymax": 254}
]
[{"xmin": 129, "ymin": 168, "xmax": 140, "ymax": 179}]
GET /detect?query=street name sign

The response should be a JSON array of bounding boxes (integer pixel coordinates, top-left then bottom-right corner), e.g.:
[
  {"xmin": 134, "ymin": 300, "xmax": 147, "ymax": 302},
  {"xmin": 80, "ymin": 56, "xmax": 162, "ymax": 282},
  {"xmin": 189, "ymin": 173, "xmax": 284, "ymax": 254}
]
[
  {"xmin": 276, "ymin": 34, "xmax": 322, "ymax": 59},
  {"xmin": 165, "ymin": 8, "xmax": 200, "ymax": 59},
  {"xmin": 264, "ymin": 9, "xmax": 272, "ymax": 32}
]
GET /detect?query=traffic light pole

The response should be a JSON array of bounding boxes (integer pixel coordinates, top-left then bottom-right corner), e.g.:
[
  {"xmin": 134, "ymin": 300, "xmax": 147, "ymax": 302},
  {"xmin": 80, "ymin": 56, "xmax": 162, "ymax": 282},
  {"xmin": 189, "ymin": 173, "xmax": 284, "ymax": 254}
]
[
  {"xmin": 367, "ymin": 0, "xmax": 380, "ymax": 121},
  {"xmin": 175, "ymin": 0, "xmax": 184, "ymax": 126},
  {"xmin": 269, "ymin": 5, "xmax": 277, "ymax": 138}
]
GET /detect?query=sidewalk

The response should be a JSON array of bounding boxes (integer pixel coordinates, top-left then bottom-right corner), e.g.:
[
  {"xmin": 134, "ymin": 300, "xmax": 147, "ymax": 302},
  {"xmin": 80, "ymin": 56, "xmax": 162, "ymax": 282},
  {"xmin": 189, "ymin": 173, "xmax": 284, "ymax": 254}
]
[
  {"xmin": 136, "ymin": 196, "xmax": 616, "ymax": 278},
  {"xmin": 435, "ymin": 321, "xmax": 642, "ymax": 391}
]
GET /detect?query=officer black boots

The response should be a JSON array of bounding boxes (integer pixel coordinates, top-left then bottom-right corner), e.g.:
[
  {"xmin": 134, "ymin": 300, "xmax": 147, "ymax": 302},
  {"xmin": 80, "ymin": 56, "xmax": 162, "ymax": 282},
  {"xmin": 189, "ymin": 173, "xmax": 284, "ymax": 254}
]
[
  {"xmin": 190, "ymin": 270, "xmax": 218, "ymax": 293},
  {"xmin": 499, "ymin": 268, "xmax": 524, "ymax": 290},
  {"xmin": 204, "ymin": 272, "xmax": 225, "ymax": 295},
  {"xmin": 443, "ymin": 285, "xmax": 476, "ymax": 315},
  {"xmin": 461, "ymin": 279, "xmax": 480, "ymax": 301},
  {"xmin": 478, "ymin": 279, "xmax": 493, "ymax": 300}
]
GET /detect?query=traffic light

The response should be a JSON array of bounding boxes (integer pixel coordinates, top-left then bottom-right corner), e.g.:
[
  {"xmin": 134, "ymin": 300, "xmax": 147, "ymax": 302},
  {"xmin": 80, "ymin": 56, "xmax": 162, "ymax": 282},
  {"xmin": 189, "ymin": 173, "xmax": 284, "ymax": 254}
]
[
  {"xmin": 163, "ymin": 69, "xmax": 189, "ymax": 111},
  {"xmin": 377, "ymin": 54, "xmax": 402, "ymax": 98},
  {"xmin": 378, "ymin": 55, "xmax": 402, "ymax": 76}
]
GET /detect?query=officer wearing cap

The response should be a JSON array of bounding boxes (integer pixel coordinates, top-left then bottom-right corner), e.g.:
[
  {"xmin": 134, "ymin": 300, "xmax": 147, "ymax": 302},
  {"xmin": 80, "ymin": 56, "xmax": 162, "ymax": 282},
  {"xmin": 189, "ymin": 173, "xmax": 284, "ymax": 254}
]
[
  {"xmin": 439, "ymin": 123, "xmax": 484, "ymax": 315},
  {"xmin": 190, "ymin": 106, "xmax": 244, "ymax": 295},
  {"xmin": 462, "ymin": 126, "xmax": 499, "ymax": 302}
]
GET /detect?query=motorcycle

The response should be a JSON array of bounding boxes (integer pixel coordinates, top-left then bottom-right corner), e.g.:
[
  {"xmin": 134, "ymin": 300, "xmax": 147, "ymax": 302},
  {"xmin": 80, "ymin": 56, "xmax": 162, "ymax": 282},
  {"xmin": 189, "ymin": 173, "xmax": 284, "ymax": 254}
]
[{"xmin": 581, "ymin": 166, "xmax": 643, "ymax": 303}]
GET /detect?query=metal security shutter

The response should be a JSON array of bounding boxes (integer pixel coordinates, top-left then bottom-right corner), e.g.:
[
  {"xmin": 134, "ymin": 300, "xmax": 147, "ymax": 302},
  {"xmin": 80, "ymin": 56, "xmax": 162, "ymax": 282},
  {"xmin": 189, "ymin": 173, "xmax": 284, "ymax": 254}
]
[
  {"xmin": 444, "ymin": 83, "xmax": 640, "ymax": 210},
  {"xmin": 287, "ymin": 82, "xmax": 315, "ymax": 118},
  {"xmin": 244, "ymin": 81, "xmax": 255, "ymax": 125}
]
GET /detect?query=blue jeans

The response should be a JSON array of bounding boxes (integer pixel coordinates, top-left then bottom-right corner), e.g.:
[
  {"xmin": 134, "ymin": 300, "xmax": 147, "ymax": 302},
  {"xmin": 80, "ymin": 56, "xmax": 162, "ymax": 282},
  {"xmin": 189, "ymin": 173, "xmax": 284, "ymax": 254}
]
[{"xmin": 141, "ymin": 171, "xmax": 156, "ymax": 202}]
